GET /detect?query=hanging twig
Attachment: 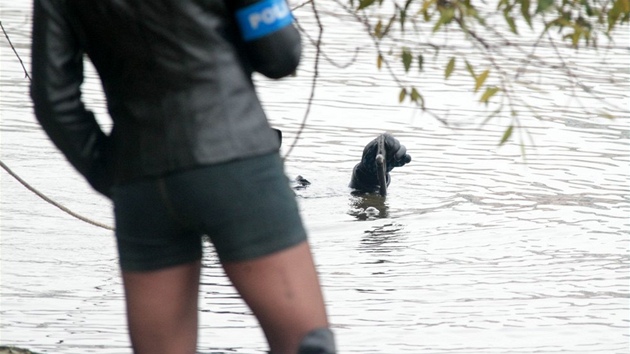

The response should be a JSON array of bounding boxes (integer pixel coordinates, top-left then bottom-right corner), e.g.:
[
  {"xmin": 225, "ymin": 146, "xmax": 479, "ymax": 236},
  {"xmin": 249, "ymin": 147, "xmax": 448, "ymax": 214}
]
[
  {"xmin": 282, "ymin": 0, "xmax": 324, "ymax": 160},
  {"xmin": 293, "ymin": 17, "xmax": 361, "ymax": 70},
  {"xmin": 1, "ymin": 21, "xmax": 114, "ymax": 231},
  {"xmin": 0, "ymin": 21, "xmax": 31, "ymax": 81},
  {"xmin": 0, "ymin": 160, "xmax": 114, "ymax": 231}
]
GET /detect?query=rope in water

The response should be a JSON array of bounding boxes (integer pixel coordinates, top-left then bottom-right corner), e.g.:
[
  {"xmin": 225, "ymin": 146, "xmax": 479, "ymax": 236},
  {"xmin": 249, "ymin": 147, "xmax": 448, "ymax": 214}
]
[{"xmin": 1, "ymin": 20, "xmax": 114, "ymax": 231}]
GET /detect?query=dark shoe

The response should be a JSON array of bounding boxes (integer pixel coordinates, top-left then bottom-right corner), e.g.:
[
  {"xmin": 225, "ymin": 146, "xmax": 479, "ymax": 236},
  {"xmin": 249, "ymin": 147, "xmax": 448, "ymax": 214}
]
[{"xmin": 297, "ymin": 328, "xmax": 336, "ymax": 354}]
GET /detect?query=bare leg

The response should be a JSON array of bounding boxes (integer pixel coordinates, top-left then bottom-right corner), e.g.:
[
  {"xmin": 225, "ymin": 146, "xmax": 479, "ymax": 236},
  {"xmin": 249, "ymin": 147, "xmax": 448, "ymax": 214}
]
[
  {"xmin": 122, "ymin": 260, "xmax": 201, "ymax": 354},
  {"xmin": 222, "ymin": 241, "xmax": 329, "ymax": 354}
]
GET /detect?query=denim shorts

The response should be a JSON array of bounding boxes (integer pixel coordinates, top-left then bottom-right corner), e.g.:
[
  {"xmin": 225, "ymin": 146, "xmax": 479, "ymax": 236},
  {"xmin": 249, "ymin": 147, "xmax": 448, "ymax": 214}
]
[{"xmin": 111, "ymin": 152, "xmax": 307, "ymax": 271}]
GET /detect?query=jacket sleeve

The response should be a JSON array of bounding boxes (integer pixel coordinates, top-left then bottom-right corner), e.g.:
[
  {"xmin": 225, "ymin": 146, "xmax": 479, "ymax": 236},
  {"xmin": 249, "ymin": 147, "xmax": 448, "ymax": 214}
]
[{"xmin": 30, "ymin": 0, "xmax": 112, "ymax": 197}]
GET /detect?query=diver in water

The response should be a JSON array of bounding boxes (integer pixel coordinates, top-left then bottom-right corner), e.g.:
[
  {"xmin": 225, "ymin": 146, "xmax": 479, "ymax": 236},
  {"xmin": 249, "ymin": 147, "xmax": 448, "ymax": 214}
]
[
  {"xmin": 348, "ymin": 133, "xmax": 412, "ymax": 193},
  {"xmin": 275, "ymin": 130, "xmax": 412, "ymax": 193}
]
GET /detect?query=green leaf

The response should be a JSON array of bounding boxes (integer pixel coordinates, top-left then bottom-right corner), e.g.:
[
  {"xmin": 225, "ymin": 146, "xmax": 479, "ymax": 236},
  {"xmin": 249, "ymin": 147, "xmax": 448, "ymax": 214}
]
[
  {"xmin": 599, "ymin": 111, "xmax": 616, "ymax": 119},
  {"xmin": 420, "ymin": 0, "xmax": 437, "ymax": 22},
  {"xmin": 399, "ymin": 87, "xmax": 408, "ymax": 103},
  {"xmin": 608, "ymin": 0, "xmax": 630, "ymax": 31},
  {"xmin": 401, "ymin": 0, "xmax": 413, "ymax": 11},
  {"xmin": 433, "ymin": 8, "xmax": 455, "ymax": 32},
  {"xmin": 399, "ymin": 8, "xmax": 407, "ymax": 32},
  {"xmin": 521, "ymin": 0, "xmax": 532, "ymax": 28},
  {"xmin": 475, "ymin": 69, "xmax": 490, "ymax": 92},
  {"xmin": 400, "ymin": 0, "xmax": 413, "ymax": 32},
  {"xmin": 375, "ymin": 20, "xmax": 383, "ymax": 38},
  {"xmin": 465, "ymin": 60, "xmax": 476, "ymax": 78},
  {"xmin": 445, "ymin": 57, "xmax": 456, "ymax": 79},
  {"xmin": 570, "ymin": 30, "xmax": 581, "ymax": 47},
  {"xmin": 536, "ymin": 0, "xmax": 554, "ymax": 14},
  {"xmin": 402, "ymin": 47, "xmax": 413, "ymax": 72},
  {"xmin": 583, "ymin": 0, "xmax": 594, "ymax": 17},
  {"xmin": 377, "ymin": 54, "xmax": 383, "ymax": 70},
  {"xmin": 358, "ymin": 0, "xmax": 376, "ymax": 10},
  {"xmin": 504, "ymin": 13, "xmax": 518, "ymax": 34},
  {"xmin": 411, "ymin": 88, "xmax": 425, "ymax": 109},
  {"xmin": 410, "ymin": 87, "xmax": 421, "ymax": 102},
  {"xmin": 422, "ymin": 9, "xmax": 431, "ymax": 22},
  {"xmin": 499, "ymin": 125, "xmax": 514, "ymax": 146},
  {"xmin": 480, "ymin": 87, "xmax": 500, "ymax": 104}
]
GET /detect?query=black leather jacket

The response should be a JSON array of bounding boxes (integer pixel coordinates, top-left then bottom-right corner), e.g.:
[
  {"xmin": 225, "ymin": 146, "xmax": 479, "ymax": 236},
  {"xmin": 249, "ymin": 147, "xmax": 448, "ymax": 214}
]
[{"xmin": 30, "ymin": 0, "xmax": 280, "ymax": 196}]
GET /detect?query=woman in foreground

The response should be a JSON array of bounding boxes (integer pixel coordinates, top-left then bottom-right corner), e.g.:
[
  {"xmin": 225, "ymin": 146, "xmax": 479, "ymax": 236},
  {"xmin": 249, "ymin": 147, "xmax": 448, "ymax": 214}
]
[{"xmin": 30, "ymin": 0, "xmax": 335, "ymax": 353}]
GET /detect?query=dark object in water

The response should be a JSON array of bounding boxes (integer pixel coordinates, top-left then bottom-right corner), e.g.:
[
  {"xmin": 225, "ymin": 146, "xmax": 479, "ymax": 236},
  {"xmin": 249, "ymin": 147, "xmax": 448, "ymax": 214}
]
[{"xmin": 295, "ymin": 175, "xmax": 311, "ymax": 189}]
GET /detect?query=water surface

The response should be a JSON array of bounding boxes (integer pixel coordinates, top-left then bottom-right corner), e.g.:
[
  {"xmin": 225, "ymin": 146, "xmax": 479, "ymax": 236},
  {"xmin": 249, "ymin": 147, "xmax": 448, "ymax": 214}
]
[{"xmin": 1, "ymin": 2, "xmax": 629, "ymax": 353}]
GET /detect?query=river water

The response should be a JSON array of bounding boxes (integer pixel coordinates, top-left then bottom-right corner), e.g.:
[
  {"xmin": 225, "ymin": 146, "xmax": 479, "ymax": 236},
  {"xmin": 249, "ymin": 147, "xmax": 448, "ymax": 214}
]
[{"xmin": 1, "ymin": 1, "xmax": 629, "ymax": 353}]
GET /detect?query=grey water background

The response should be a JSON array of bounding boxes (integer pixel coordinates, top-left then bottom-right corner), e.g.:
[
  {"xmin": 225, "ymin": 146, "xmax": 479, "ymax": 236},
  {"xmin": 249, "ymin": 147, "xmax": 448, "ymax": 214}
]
[{"xmin": 1, "ymin": 1, "xmax": 629, "ymax": 353}]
